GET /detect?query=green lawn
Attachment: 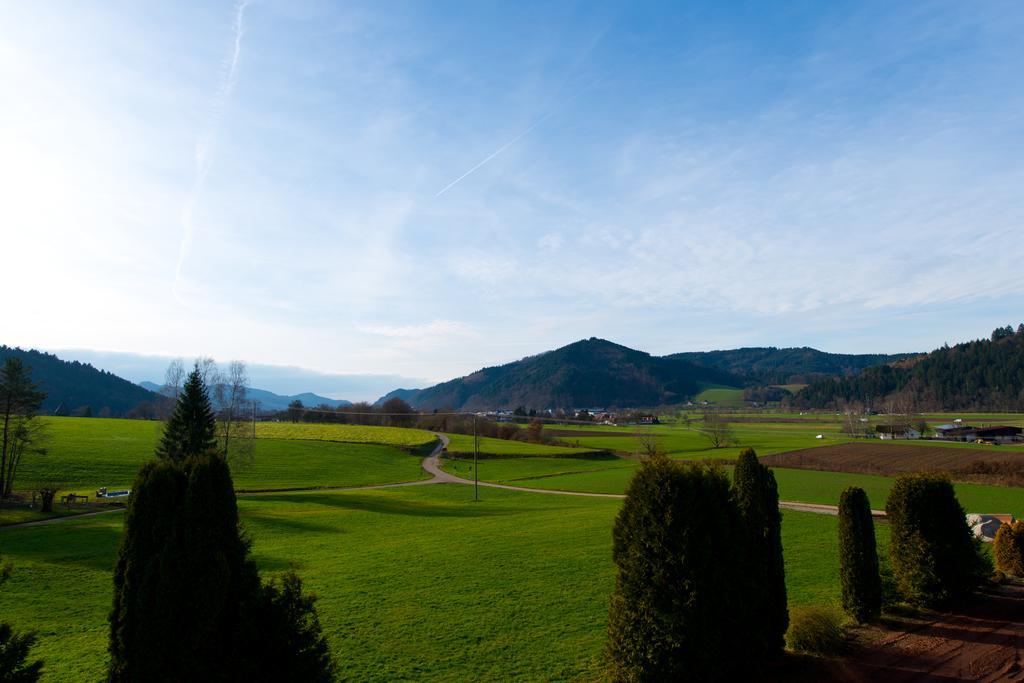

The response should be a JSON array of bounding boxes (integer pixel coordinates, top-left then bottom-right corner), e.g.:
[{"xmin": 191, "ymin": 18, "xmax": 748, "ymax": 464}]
[
  {"xmin": 451, "ymin": 456, "xmax": 1024, "ymax": 517},
  {"xmin": 556, "ymin": 423, "xmax": 850, "ymax": 459},
  {"xmin": 694, "ymin": 385, "xmax": 746, "ymax": 407},
  {"xmin": 443, "ymin": 433, "xmax": 602, "ymax": 457},
  {"xmin": 255, "ymin": 422, "xmax": 437, "ymax": 448},
  {"xmin": 13, "ymin": 417, "xmax": 433, "ymax": 494},
  {"xmin": 0, "ymin": 484, "xmax": 870, "ymax": 682}
]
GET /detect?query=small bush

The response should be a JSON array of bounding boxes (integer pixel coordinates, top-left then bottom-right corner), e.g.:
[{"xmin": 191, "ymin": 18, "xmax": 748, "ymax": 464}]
[
  {"xmin": 994, "ymin": 521, "xmax": 1024, "ymax": 576},
  {"xmin": 785, "ymin": 606, "xmax": 845, "ymax": 655}
]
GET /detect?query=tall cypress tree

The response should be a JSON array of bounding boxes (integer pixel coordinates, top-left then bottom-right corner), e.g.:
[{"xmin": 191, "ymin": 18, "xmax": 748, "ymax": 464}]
[
  {"xmin": 156, "ymin": 367, "xmax": 217, "ymax": 462},
  {"xmin": 838, "ymin": 487, "xmax": 882, "ymax": 622},
  {"xmin": 732, "ymin": 448, "xmax": 788, "ymax": 660},
  {"xmin": 606, "ymin": 457, "xmax": 745, "ymax": 681}
]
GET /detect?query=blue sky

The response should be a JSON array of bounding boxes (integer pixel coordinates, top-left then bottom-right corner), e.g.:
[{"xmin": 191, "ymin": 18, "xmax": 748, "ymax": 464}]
[{"xmin": 2, "ymin": 1, "xmax": 1023, "ymax": 399}]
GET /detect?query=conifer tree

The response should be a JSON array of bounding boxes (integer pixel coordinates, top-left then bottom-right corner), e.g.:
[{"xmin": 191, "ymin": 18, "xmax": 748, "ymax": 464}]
[
  {"xmin": 886, "ymin": 473, "xmax": 981, "ymax": 606},
  {"xmin": 155, "ymin": 367, "xmax": 217, "ymax": 462},
  {"xmin": 993, "ymin": 520, "xmax": 1024, "ymax": 576},
  {"xmin": 732, "ymin": 448, "xmax": 787, "ymax": 659},
  {"xmin": 605, "ymin": 457, "xmax": 745, "ymax": 681},
  {"xmin": 0, "ymin": 556, "xmax": 43, "ymax": 682},
  {"xmin": 109, "ymin": 371, "xmax": 334, "ymax": 681},
  {"xmin": 838, "ymin": 487, "xmax": 881, "ymax": 622}
]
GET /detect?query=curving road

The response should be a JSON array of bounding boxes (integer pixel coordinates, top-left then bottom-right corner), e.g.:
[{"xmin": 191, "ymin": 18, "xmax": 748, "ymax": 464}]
[{"xmin": 422, "ymin": 434, "xmax": 884, "ymax": 516}]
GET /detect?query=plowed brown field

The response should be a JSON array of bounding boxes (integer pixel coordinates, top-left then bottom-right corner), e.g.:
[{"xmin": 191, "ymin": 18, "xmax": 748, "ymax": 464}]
[{"xmin": 763, "ymin": 442, "xmax": 1024, "ymax": 477}]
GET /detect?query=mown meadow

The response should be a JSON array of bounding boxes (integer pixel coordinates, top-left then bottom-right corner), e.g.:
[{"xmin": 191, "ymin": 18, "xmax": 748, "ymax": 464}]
[
  {"xmin": 11, "ymin": 417, "xmax": 436, "ymax": 499},
  {"xmin": 1, "ymin": 413, "xmax": 1020, "ymax": 680},
  {"xmin": 1, "ymin": 484, "xmax": 877, "ymax": 682}
]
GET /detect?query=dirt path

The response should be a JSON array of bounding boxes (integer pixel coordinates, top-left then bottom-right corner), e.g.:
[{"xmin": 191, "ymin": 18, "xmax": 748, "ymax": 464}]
[
  {"xmin": 0, "ymin": 507, "xmax": 125, "ymax": 530},
  {"xmin": 826, "ymin": 584, "xmax": 1024, "ymax": 681}
]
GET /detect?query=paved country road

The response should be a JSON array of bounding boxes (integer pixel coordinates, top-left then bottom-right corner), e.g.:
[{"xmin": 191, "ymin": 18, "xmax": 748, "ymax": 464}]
[{"xmin": 424, "ymin": 434, "xmax": 886, "ymax": 516}]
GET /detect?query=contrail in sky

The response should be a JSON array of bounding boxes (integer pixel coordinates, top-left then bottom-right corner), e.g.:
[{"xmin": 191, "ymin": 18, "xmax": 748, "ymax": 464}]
[
  {"xmin": 435, "ymin": 111, "xmax": 554, "ymax": 197},
  {"xmin": 173, "ymin": 0, "xmax": 250, "ymax": 300}
]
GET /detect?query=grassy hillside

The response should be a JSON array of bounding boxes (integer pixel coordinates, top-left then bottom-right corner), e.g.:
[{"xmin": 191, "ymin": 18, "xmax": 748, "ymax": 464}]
[
  {"xmin": 254, "ymin": 422, "xmax": 436, "ymax": 448},
  {"xmin": 11, "ymin": 417, "xmax": 432, "ymax": 495},
  {"xmin": 0, "ymin": 485, "xmax": 880, "ymax": 681},
  {"xmin": 693, "ymin": 385, "xmax": 746, "ymax": 407},
  {"xmin": 442, "ymin": 433, "xmax": 603, "ymax": 457}
]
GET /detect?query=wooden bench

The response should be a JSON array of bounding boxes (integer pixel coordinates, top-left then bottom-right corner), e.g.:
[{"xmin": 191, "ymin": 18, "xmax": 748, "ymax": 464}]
[{"xmin": 60, "ymin": 493, "xmax": 89, "ymax": 506}]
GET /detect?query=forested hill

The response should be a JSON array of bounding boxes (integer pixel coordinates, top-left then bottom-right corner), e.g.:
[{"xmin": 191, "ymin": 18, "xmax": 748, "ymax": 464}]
[
  {"xmin": 668, "ymin": 347, "xmax": 917, "ymax": 385},
  {"xmin": 0, "ymin": 346, "xmax": 157, "ymax": 417},
  {"xmin": 376, "ymin": 338, "xmax": 740, "ymax": 411},
  {"xmin": 793, "ymin": 325, "xmax": 1024, "ymax": 410}
]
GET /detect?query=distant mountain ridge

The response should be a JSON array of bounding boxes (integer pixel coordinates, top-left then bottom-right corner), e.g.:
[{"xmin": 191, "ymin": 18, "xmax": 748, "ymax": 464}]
[
  {"xmin": 376, "ymin": 339, "xmax": 921, "ymax": 411},
  {"xmin": 669, "ymin": 347, "xmax": 919, "ymax": 385},
  {"xmin": 139, "ymin": 381, "xmax": 351, "ymax": 412},
  {"xmin": 1, "ymin": 345, "xmax": 157, "ymax": 417},
  {"xmin": 376, "ymin": 338, "xmax": 741, "ymax": 411}
]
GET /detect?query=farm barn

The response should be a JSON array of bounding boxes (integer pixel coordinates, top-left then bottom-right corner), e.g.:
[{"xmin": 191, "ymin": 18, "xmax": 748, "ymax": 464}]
[{"xmin": 935, "ymin": 425, "xmax": 1023, "ymax": 444}]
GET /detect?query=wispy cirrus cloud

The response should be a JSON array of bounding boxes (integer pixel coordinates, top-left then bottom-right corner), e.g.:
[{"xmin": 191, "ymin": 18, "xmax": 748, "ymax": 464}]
[{"xmin": 173, "ymin": 0, "xmax": 250, "ymax": 301}]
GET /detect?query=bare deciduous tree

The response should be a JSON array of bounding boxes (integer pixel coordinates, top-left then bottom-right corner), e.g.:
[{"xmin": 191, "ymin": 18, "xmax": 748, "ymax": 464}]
[
  {"xmin": 634, "ymin": 429, "xmax": 665, "ymax": 459},
  {"xmin": 700, "ymin": 410, "xmax": 737, "ymax": 449},
  {"xmin": 884, "ymin": 392, "xmax": 918, "ymax": 435},
  {"xmin": 159, "ymin": 358, "xmax": 186, "ymax": 419},
  {"xmin": 215, "ymin": 361, "xmax": 253, "ymax": 466},
  {"xmin": 838, "ymin": 399, "xmax": 872, "ymax": 438},
  {"xmin": 159, "ymin": 358, "xmax": 255, "ymax": 467}
]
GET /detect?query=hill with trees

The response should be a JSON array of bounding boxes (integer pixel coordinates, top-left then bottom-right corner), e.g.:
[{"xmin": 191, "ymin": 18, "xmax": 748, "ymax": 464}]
[
  {"xmin": 0, "ymin": 346, "xmax": 157, "ymax": 417},
  {"xmin": 793, "ymin": 325, "xmax": 1024, "ymax": 411},
  {"xmin": 668, "ymin": 347, "xmax": 917, "ymax": 385},
  {"xmin": 376, "ymin": 338, "xmax": 740, "ymax": 411}
]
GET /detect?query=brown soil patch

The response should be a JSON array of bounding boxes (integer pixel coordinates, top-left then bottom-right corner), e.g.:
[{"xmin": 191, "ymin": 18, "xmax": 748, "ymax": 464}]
[
  {"xmin": 759, "ymin": 584, "xmax": 1024, "ymax": 682},
  {"xmin": 763, "ymin": 443, "xmax": 1024, "ymax": 483}
]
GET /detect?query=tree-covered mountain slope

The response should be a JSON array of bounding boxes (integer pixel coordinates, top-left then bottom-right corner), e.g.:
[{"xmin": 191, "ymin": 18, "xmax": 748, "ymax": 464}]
[
  {"xmin": 793, "ymin": 325, "xmax": 1024, "ymax": 410},
  {"xmin": 0, "ymin": 346, "xmax": 157, "ymax": 417},
  {"xmin": 377, "ymin": 338, "xmax": 740, "ymax": 411}
]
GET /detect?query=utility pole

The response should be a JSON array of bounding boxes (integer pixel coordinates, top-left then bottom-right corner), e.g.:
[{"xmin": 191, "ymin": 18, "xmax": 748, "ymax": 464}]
[{"xmin": 473, "ymin": 413, "xmax": 479, "ymax": 502}]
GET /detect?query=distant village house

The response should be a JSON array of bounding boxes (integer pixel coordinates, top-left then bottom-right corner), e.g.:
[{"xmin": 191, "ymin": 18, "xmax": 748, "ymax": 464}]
[{"xmin": 875, "ymin": 424, "xmax": 920, "ymax": 440}]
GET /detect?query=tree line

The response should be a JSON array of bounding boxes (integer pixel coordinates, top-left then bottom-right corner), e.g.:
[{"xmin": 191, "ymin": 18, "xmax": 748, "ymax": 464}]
[
  {"xmin": 792, "ymin": 324, "xmax": 1024, "ymax": 411},
  {"xmin": 604, "ymin": 450, "xmax": 996, "ymax": 679}
]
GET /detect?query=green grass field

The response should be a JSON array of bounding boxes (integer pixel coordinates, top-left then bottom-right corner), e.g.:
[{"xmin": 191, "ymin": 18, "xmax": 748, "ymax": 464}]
[
  {"xmin": 445, "ymin": 456, "xmax": 1024, "ymax": 517},
  {"xmin": 3, "ymin": 412, "xmax": 1019, "ymax": 679},
  {"xmin": 11, "ymin": 417, "xmax": 435, "ymax": 496},
  {"xmin": 693, "ymin": 385, "xmax": 746, "ymax": 407},
  {"xmin": 254, "ymin": 422, "xmax": 437, "ymax": 448},
  {"xmin": 443, "ymin": 433, "xmax": 602, "ymax": 457},
  {"xmin": 0, "ymin": 484, "xmax": 877, "ymax": 681},
  {"xmin": 553, "ymin": 422, "xmax": 849, "ymax": 459}
]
